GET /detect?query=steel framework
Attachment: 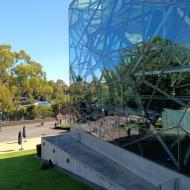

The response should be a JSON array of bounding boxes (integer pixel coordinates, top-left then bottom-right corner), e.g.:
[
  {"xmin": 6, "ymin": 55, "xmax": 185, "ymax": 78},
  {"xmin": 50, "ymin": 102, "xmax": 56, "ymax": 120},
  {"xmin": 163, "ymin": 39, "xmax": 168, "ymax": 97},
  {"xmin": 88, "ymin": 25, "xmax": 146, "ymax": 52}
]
[{"xmin": 69, "ymin": 0, "xmax": 190, "ymax": 174}]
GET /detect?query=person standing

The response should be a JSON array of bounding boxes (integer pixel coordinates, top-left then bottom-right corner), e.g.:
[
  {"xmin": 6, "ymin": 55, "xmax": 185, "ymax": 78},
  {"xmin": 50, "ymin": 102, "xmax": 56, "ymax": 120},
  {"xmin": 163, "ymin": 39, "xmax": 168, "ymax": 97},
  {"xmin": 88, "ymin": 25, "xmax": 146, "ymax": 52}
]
[
  {"xmin": 127, "ymin": 127, "xmax": 131, "ymax": 138},
  {"xmin": 18, "ymin": 131, "xmax": 23, "ymax": 150},
  {"xmin": 22, "ymin": 126, "xmax": 26, "ymax": 142}
]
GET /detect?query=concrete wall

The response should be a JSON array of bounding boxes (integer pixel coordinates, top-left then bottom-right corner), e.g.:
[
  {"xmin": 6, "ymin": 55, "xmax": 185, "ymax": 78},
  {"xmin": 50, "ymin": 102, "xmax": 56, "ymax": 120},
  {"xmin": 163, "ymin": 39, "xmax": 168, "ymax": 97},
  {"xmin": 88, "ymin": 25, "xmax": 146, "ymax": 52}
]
[
  {"xmin": 41, "ymin": 136, "xmax": 126, "ymax": 190},
  {"xmin": 70, "ymin": 127, "xmax": 190, "ymax": 190}
]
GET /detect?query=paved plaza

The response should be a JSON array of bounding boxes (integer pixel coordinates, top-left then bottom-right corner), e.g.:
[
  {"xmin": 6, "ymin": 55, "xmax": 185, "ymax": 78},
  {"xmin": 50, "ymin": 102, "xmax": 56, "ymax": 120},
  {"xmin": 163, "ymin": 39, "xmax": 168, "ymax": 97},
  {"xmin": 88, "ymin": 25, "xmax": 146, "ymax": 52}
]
[{"xmin": 0, "ymin": 121, "xmax": 66, "ymax": 154}]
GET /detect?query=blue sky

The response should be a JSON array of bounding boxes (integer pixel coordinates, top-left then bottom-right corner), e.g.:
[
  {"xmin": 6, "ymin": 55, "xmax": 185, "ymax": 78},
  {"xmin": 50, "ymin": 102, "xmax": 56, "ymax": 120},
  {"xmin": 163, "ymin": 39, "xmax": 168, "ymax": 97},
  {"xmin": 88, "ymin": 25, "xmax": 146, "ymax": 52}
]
[{"xmin": 0, "ymin": 0, "xmax": 73, "ymax": 85}]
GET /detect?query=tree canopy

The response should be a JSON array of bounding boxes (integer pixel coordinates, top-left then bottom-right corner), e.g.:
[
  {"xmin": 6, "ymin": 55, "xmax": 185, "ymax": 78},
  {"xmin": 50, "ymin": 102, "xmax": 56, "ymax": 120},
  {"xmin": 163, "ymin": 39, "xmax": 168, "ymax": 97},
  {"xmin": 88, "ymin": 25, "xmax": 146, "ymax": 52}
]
[{"xmin": 0, "ymin": 44, "xmax": 69, "ymax": 120}]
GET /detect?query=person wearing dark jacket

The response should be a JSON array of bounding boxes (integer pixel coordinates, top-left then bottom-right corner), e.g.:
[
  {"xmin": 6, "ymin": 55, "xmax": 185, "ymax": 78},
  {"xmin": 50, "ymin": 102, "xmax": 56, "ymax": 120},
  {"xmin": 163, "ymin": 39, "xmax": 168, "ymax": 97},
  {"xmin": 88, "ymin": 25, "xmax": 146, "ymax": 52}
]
[
  {"xmin": 18, "ymin": 131, "xmax": 23, "ymax": 150},
  {"xmin": 22, "ymin": 126, "xmax": 26, "ymax": 142},
  {"xmin": 127, "ymin": 127, "xmax": 131, "ymax": 137}
]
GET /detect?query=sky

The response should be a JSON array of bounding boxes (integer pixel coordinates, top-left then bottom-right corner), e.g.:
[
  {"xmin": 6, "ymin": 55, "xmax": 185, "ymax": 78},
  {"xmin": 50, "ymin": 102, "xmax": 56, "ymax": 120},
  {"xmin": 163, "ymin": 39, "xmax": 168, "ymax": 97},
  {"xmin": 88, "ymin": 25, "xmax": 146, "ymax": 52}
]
[{"xmin": 0, "ymin": 0, "xmax": 73, "ymax": 85}]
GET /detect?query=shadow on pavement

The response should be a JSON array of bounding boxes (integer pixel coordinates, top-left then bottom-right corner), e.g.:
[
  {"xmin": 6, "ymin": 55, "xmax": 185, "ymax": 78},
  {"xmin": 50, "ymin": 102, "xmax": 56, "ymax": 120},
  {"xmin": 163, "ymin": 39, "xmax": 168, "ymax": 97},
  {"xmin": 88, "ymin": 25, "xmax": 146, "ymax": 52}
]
[
  {"xmin": 6, "ymin": 142, "xmax": 18, "ymax": 145},
  {"xmin": 0, "ymin": 150, "xmax": 14, "ymax": 153}
]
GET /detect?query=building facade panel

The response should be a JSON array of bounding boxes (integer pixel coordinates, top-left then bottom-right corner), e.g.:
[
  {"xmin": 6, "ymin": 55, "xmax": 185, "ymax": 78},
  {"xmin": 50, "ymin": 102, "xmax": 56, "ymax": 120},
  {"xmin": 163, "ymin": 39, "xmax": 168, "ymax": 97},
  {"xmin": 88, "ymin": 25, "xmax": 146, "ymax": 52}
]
[{"xmin": 69, "ymin": 0, "xmax": 190, "ymax": 175}]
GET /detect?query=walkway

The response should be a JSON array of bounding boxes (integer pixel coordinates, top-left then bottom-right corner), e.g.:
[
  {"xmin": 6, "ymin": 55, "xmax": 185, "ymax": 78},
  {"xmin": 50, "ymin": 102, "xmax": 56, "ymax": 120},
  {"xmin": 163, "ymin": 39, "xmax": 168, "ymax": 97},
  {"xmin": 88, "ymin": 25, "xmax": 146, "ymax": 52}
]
[
  {"xmin": 0, "ymin": 137, "xmax": 41, "ymax": 154},
  {"xmin": 0, "ymin": 121, "xmax": 65, "ymax": 143},
  {"xmin": 0, "ymin": 121, "xmax": 67, "ymax": 154}
]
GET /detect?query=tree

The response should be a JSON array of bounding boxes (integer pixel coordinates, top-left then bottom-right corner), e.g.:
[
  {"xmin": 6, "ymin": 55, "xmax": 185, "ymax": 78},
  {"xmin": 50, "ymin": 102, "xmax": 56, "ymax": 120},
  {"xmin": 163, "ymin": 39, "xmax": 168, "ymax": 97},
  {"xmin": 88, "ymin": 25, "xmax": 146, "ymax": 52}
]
[
  {"xmin": 53, "ymin": 79, "xmax": 68, "ymax": 99},
  {"xmin": 0, "ymin": 45, "xmax": 14, "ymax": 84},
  {"xmin": 0, "ymin": 44, "xmax": 69, "ymax": 120},
  {"xmin": 0, "ymin": 83, "xmax": 14, "ymax": 113}
]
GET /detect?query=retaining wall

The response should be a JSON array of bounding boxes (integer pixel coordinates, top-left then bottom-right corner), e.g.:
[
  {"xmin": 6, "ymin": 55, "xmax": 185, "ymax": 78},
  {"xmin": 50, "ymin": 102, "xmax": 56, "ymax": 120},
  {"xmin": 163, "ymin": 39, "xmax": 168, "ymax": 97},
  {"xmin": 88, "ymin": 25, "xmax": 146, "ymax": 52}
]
[
  {"xmin": 41, "ymin": 137, "xmax": 125, "ymax": 190},
  {"xmin": 42, "ymin": 128, "xmax": 190, "ymax": 190},
  {"xmin": 71, "ymin": 127, "xmax": 190, "ymax": 190}
]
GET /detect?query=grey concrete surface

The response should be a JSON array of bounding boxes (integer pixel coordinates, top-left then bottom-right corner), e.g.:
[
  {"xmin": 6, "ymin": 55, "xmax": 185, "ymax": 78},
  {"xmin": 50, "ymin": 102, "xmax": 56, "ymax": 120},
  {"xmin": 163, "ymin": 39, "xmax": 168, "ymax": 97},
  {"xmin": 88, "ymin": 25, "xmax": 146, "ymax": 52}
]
[
  {"xmin": 42, "ymin": 134, "xmax": 158, "ymax": 190},
  {"xmin": 75, "ymin": 128, "xmax": 177, "ymax": 185},
  {"xmin": 0, "ymin": 121, "xmax": 65, "ymax": 142},
  {"xmin": 56, "ymin": 166, "xmax": 106, "ymax": 190},
  {"xmin": 60, "ymin": 136, "xmax": 157, "ymax": 190},
  {"xmin": 43, "ymin": 128, "xmax": 190, "ymax": 190},
  {"xmin": 72, "ymin": 128, "xmax": 190, "ymax": 190}
]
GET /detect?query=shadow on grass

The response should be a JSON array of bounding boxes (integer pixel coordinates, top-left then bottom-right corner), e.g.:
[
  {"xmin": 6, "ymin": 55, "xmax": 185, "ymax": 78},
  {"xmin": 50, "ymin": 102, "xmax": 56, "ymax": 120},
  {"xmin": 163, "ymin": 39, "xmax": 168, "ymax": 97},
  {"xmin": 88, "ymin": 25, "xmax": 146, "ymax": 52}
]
[{"xmin": 0, "ymin": 151, "xmax": 92, "ymax": 190}]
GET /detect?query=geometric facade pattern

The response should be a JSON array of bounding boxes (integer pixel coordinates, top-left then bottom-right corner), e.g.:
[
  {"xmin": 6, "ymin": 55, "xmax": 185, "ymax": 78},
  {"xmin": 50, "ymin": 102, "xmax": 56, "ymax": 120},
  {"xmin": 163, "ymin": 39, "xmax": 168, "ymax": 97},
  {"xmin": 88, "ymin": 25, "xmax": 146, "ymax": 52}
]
[{"xmin": 69, "ymin": 0, "xmax": 190, "ymax": 175}]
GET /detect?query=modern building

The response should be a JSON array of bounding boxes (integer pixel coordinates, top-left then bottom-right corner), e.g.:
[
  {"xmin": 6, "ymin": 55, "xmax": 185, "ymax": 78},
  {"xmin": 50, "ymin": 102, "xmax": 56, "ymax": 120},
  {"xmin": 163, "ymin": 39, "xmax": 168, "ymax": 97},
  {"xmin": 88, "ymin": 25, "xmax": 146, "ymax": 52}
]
[
  {"xmin": 69, "ymin": 0, "xmax": 190, "ymax": 174},
  {"xmin": 42, "ymin": 1, "xmax": 190, "ymax": 190}
]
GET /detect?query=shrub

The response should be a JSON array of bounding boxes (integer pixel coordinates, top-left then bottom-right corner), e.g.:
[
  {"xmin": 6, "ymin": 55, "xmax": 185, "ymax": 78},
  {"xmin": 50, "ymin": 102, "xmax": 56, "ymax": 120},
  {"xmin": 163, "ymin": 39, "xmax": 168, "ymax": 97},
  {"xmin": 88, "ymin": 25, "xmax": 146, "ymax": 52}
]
[
  {"xmin": 54, "ymin": 124, "xmax": 70, "ymax": 131},
  {"xmin": 26, "ymin": 105, "xmax": 53, "ymax": 119}
]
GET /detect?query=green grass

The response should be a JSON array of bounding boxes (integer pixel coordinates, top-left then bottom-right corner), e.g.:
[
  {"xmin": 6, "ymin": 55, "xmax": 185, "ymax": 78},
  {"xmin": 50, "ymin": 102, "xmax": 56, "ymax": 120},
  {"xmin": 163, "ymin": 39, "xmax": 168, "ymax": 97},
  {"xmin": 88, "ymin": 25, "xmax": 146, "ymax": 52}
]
[{"xmin": 0, "ymin": 150, "xmax": 92, "ymax": 190}]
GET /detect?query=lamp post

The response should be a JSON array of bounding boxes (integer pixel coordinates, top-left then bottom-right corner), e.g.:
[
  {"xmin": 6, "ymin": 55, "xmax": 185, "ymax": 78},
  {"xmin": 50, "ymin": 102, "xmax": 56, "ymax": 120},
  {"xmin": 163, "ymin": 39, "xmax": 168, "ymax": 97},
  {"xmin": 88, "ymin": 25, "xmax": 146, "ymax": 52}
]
[{"xmin": 0, "ymin": 103, "xmax": 2, "ymax": 132}]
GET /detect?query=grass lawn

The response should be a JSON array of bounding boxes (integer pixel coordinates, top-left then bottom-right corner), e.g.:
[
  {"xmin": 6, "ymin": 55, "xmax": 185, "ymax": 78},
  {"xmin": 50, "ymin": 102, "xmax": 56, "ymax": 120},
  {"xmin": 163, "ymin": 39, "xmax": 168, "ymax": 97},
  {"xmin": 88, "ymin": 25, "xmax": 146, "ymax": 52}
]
[{"xmin": 0, "ymin": 150, "xmax": 92, "ymax": 190}]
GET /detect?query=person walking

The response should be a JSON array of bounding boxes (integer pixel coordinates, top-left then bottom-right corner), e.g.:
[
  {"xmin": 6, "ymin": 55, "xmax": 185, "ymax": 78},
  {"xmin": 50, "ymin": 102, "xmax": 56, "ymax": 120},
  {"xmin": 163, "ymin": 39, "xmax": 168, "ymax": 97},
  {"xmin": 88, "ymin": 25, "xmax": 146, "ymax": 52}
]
[
  {"xmin": 22, "ymin": 126, "xmax": 27, "ymax": 142},
  {"xmin": 18, "ymin": 131, "xmax": 23, "ymax": 150}
]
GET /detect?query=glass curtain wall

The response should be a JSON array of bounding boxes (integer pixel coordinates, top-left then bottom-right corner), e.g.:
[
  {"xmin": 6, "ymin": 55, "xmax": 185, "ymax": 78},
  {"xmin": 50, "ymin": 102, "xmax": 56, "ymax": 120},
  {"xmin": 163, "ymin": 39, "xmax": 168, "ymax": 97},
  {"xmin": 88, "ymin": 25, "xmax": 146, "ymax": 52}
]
[{"xmin": 69, "ymin": 0, "xmax": 190, "ymax": 175}]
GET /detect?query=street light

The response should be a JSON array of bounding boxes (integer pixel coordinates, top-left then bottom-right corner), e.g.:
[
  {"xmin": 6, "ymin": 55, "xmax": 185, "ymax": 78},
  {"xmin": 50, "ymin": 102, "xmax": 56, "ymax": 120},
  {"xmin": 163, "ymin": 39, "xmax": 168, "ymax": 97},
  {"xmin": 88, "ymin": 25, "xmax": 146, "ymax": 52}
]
[{"xmin": 0, "ymin": 103, "xmax": 2, "ymax": 132}]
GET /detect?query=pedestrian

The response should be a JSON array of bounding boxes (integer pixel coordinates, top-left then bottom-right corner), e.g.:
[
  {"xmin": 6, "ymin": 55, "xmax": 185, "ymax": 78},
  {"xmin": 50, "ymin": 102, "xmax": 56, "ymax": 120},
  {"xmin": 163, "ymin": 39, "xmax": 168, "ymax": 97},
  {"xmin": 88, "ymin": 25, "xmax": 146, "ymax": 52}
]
[
  {"xmin": 54, "ymin": 122, "xmax": 57, "ymax": 127},
  {"xmin": 18, "ymin": 131, "xmax": 23, "ymax": 150},
  {"xmin": 49, "ymin": 159, "xmax": 53, "ymax": 168},
  {"xmin": 22, "ymin": 126, "xmax": 27, "ymax": 142},
  {"xmin": 127, "ymin": 127, "xmax": 131, "ymax": 138}
]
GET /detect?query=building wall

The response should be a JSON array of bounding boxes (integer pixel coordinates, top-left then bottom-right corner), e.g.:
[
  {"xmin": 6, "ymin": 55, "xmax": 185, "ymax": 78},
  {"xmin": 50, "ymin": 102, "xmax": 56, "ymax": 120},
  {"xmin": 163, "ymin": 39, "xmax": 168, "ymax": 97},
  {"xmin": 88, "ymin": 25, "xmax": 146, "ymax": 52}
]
[
  {"xmin": 69, "ymin": 0, "xmax": 190, "ymax": 177},
  {"xmin": 41, "ymin": 137, "xmax": 127, "ymax": 190},
  {"xmin": 69, "ymin": 0, "xmax": 190, "ymax": 118},
  {"xmin": 42, "ymin": 129, "xmax": 190, "ymax": 190},
  {"xmin": 71, "ymin": 127, "xmax": 190, "ymax": 190}
]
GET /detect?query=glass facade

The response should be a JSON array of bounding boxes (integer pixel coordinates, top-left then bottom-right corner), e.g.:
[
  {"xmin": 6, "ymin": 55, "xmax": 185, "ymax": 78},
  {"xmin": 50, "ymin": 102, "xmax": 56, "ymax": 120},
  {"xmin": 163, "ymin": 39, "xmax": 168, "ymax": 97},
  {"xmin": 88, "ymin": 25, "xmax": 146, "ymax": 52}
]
[{"xmin": 69, "ymin": 0, "xmax": 190, "ymax": 175}]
